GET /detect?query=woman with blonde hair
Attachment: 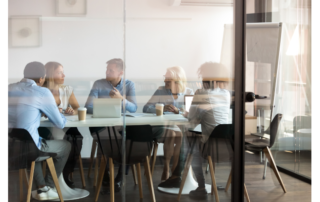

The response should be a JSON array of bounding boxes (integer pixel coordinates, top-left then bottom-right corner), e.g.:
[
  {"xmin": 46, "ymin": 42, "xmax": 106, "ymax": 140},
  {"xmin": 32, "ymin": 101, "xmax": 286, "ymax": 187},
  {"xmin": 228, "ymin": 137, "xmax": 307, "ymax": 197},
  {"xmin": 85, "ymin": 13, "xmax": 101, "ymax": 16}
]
[
  {"xmin": 43, "ymin": 61, "xmax": 82, "ymax": 187},
  {"xmin": 143, "ymin": 66, "xmax": 194, "ymax": 181}
]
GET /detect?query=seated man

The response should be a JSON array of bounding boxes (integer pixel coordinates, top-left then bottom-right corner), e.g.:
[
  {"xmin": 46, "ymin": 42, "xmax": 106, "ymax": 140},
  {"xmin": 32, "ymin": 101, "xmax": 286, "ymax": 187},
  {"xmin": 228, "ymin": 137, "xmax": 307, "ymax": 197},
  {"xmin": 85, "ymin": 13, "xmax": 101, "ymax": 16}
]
[
  {"xmin": 8, "ymin": 62, "xmax": 71, "ymax": 201},
  {"xmin": 85, "ymin": 58, "xmax": 137, "ymax": 192},
  {"xmin": 159, "ymin": 62, "xmax": 231, "ymax": 199}
]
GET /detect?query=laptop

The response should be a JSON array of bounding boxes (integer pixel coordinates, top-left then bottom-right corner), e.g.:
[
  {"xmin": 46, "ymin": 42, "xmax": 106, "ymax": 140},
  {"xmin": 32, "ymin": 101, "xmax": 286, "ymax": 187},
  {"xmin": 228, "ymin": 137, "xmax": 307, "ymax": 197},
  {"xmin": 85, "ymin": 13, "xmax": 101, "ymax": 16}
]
[
  {"xmin": 93, "ymin": 98, "xmax": 121, "ymax": 118},
  {"xmin": 184, "ymin": 95, "xmax": 194, "ymax": 112}
]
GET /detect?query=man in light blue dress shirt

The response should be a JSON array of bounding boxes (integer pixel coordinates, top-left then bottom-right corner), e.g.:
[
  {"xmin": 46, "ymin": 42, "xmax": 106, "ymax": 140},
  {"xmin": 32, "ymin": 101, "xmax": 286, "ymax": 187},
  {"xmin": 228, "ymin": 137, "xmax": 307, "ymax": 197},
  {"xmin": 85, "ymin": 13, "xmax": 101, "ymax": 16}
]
[
  {"xmin": 84, "ymin": 58, "xmax": 137, "ymax": 193},
  {"xmin": 85, "ymin": 58, "xmax": 137, "ymax": 113},
  {"xmin": 8, "ymin": 62, "xmax": 71, "ymax": 201}
]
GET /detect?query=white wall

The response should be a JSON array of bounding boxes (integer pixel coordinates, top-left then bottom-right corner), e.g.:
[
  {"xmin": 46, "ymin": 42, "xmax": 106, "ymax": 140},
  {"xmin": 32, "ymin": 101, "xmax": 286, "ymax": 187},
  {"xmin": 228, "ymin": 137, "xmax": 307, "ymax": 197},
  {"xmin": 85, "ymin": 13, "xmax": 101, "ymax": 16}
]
[{"xmin": 8, "ymin": 0, "xmax": 233, "ymax": 157}]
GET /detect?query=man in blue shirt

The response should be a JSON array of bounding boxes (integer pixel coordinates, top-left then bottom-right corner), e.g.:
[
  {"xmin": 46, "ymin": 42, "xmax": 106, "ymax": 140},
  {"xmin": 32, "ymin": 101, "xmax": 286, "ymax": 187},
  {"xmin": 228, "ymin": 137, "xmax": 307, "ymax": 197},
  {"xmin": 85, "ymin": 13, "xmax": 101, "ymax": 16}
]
[
  {"xmin": 85, "ymin": 58, "xmax": 137, "ymax": 193},
  {"xmin": 85, "ymin": 58, "xmax": 137, "ymax": 113},
  {"xmin": 8, "ymin": 62, "xmax": 71, "ymax": 201}
]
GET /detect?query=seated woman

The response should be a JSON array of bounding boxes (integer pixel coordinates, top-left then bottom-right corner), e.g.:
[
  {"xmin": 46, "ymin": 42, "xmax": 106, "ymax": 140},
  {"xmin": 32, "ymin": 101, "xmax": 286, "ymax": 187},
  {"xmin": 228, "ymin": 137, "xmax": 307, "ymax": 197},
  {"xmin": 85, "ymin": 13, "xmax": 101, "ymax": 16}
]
[
  {"xmin": 43, "ymin": 61, "xmax": 82, "ymax": 187},
  {"xmin": 143, "ymin": 66, "xmax": 194, "ymax": 181}
]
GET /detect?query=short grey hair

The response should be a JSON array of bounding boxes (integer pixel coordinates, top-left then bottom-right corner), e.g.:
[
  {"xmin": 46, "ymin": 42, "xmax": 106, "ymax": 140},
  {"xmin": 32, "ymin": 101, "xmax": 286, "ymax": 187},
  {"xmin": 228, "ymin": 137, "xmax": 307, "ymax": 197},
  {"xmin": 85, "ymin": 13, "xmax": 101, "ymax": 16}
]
[{"xmin": 106, "ymin": 58, "xmax": 123, "ymax": 71}]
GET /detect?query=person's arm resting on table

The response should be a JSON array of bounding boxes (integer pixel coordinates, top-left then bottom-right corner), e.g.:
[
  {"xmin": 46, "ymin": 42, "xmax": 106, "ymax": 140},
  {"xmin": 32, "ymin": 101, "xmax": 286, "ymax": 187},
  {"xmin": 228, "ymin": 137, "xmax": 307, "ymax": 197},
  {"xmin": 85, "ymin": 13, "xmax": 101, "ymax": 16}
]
[
  {"xmin": 142, "ymin": 89, "xmax": 161, "ymax": 114},
  {"xmin": 124, "ymin": 82, "xmax": 137, "ymax": 113},
  {"xmin": 41, "ymin": 89, "xmax": 66, "ymax": 129},
  {"xmin": 85, "ymin": 81, "xmax": 99, "ymax": 114}
]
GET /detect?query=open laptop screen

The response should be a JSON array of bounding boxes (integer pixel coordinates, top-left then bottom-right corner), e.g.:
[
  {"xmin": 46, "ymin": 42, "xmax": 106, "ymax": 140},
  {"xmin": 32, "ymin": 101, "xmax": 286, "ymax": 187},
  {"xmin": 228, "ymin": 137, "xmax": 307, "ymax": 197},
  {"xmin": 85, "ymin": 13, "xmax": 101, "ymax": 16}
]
[{"xmin": 184, "ymin": 95, "xmax": 194, "ymax": 112}]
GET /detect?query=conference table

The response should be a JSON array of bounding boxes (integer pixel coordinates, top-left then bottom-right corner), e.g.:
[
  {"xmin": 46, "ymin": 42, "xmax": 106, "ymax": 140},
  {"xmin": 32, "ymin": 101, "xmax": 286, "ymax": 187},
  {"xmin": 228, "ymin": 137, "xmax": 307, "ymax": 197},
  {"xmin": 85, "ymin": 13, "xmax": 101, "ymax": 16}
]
[{"xmin": 38, "ymin": 113, "xmax": 210, "ymax": 200}]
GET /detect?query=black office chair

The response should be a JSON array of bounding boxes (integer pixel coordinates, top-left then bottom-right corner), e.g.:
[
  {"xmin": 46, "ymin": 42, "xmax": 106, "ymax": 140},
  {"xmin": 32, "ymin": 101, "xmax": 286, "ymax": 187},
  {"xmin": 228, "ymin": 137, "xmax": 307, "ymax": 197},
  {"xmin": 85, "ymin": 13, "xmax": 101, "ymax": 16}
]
[
  {"xmin": 8, "ymin": 128, "xmax": 64, "ymax": 202},
  {"xmin": 94, "ymin": 125, "xmax": 156, "ymax": 202},
  {"xmin": 87, "ymin": 127, "xmax": 107, "ymax": 187},
  {"xmin": 177, "ymin": 124, "xmax": 250, "ymax": 202},
  {"xmin": 244, "ymin": 114, "xmax": 287, "ymax": 193}
]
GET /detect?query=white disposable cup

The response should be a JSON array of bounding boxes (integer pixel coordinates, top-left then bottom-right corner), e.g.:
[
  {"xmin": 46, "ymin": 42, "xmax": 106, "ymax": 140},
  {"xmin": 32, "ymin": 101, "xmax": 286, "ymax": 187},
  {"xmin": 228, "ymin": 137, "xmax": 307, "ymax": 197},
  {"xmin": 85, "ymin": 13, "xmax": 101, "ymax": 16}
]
[
  {"xmin": 155, "ymin": 104, "xmax": 164, "ymax": 116},
  {"xmin": 78, "ymin": 107, "xmax": 87, "ymax": 121}
]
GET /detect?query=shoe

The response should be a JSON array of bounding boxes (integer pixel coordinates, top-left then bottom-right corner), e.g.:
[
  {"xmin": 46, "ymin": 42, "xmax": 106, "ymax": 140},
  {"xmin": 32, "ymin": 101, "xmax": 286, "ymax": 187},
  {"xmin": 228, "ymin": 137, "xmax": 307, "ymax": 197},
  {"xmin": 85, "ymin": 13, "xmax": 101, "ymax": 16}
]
[
  {"xmin": 189, "ymin": 187, "xmax": 208, "ymax": 200},
  {"xmin": 33, "ymin": 186, "xmax": 59, "ymax": 201},
  {"xmin": 158, "ymin": 176, "xmax": 181, "ymax": 188},
  {"xmin": 102, "ymin": 181, "xmax": 122, "ymax": 194}
]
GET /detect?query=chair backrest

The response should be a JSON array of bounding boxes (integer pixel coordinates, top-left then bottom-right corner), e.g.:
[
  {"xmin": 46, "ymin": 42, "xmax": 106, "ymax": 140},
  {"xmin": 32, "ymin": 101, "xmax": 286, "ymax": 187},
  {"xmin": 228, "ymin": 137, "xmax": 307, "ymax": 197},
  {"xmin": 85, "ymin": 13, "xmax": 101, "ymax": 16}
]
[
  {"xmin": 105, "ymin": 125, "xmax": 154, "ymax": 165},
  {"xmin": 201, "ymin": 124, "xmax": 234, "ymax": 159},
  {"xmin": 8, "ymin": 128, "xmax": 56, "ymax": 167},
  {"xmin": 265, "ymin": 114, "xmax": 283, "ymax": 148},
  {"xmin": 126, "ymin": 125, "xmax": 154, "ymax": 142},
  {"xmin": 293, "ymin": 116, "xmax": 311, "ymax": 134},
  {"xmin": 209, "ymin": 124, "xmax": 234, "ymax": 140}
]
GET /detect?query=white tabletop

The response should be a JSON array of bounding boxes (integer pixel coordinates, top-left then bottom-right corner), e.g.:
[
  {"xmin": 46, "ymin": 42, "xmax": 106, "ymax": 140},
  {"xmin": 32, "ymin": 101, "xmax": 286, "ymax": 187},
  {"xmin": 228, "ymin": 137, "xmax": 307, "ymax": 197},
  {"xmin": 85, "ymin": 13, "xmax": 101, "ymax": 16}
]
[{"xmin": 40, "ymin": 113, "xmax": 189, "ymax": 127}]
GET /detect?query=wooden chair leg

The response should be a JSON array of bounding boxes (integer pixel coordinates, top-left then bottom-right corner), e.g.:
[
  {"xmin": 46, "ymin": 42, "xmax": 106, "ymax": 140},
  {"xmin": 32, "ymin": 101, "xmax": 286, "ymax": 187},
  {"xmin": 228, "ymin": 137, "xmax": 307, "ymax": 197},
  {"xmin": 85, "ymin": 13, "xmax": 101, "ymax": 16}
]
[
  {"xmin": 26, "ymin": 162, "xmax": 35, "ymax": 202},
  {"xmin": 88, "ymin": 140, "xmax": 97, "ymax": 177},
  {"xmin": 151, "ymin": 142, "xmax": 158, "ymax": 175},
  {"xmin": 23, "ymin": 168, "xmax": 29, "ymax": 189},
  {"xmin": 225, "ymin": 169, "xmax": 232, "ymax": 192},
  {"xmin": 144, "ymin": 156, "xmax": 156, "ymax": 202},
  {"xmin": 177, "ymin": 153, "xmax": 193, "ymax": 201},
  {"xmin": 244, "ymin": 184, "xmax": 250, "ymax": 202},
  {"xmin": 208, "ymin": 156, "xmax": 219, "ymax": 202},
  {"xmin": 137, "ymin": 163, "xmax": 143, "ymax": 199},
  {"xmin": 94, "ymin": 156, "xmax": 107, "ymax": 202},
  {"xmin": 42, "ymin": 161, "xmax": 46, "ymax": 177},
  {"xmin": 145, "ymin": 143, "xmax": 154, "ymax": 176},
  {"xmin": 263, "ymin": 147, "xmax": 287, "ymax": 193},
  {"xmin": 78, "ymin": 154, "xmax": 86, "ymax": 188},
  {"xmin": 93, "ymin": 157, "xmax": 100, "ymax": 187},
  {"xmin": 46, "ymin": 158, "xmax": 64, "ymax": 202},
  {"xmin": 132, "ymin": 164, "xmax": 138, "ymax": 185},
  {"xmin": 19, "ymin": 169, "xmax": 24, "ymax": 202},
  {"xmin": 109, "ymin": 158, "xmax": 115, "ymax": 202}
]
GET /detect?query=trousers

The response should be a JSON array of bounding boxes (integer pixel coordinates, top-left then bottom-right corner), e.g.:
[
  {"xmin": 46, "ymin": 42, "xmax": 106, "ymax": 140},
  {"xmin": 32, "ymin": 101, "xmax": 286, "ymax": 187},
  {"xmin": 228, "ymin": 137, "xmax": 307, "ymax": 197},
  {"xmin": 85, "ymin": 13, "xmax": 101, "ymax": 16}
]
[{"xmin": 33, "ymin": 139, "xmax": 71, "ymax": 188}]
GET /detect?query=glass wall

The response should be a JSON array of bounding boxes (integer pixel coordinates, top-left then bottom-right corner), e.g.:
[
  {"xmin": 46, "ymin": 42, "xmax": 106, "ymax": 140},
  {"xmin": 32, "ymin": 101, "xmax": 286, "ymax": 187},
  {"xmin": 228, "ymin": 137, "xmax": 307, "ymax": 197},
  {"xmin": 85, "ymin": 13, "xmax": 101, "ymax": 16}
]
[
  {"xmin": 244, "ymin": 0, "xmax": 311, "ymax": 201},
  {"xmin": 271, "ymin": 0, "xmax": 312, "ymax": 179}
]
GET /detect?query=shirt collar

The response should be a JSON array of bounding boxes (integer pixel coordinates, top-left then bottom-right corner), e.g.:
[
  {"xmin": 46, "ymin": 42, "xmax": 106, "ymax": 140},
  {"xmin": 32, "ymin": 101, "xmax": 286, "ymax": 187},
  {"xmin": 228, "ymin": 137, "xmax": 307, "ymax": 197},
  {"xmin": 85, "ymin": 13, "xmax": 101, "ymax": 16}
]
[
  {"xmin": 20, "ymin": 78, "xmax": 37, "ymax": 85},
  {"xmin": 108, "ymin": 78, "xmax": 123, "ymax": 87},
  {"xmin": 166, "ymin": 88, "xmax": 182, "ymax": 96}
]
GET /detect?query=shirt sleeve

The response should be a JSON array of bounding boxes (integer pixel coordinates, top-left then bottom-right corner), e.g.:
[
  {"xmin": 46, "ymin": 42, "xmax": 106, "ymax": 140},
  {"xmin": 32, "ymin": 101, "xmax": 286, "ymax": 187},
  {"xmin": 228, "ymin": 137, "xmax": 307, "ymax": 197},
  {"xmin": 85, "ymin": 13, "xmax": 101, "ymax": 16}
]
[
  {"xmin": 143, "ymin": 89, "xmax": 161, "ymax": 114},
  {"xmin": 40, "ymin": 89, "xmax": 66, "ymax": 129},
  {"xmin": 85, "ymin": 81, "xmax": 99, "ymax": 114},
  {"xmin": 188, "ymin": 89, "xmax": 202, "ymax": 124},
  {"xmin": 124, "ymin": 82, "xmax": 137, "ymax": 113}
]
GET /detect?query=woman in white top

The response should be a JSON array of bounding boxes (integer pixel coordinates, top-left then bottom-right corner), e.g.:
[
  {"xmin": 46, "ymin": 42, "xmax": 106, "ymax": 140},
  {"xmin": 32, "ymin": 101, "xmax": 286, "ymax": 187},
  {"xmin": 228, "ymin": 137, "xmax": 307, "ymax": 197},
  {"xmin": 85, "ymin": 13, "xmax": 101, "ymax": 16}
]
[
  {"xmin": 143, "ymin": 66, "xmax": 194, "ymax": 181},
  {"xmin": 43, "ymin": 61, "xmax": 81, "ymax": 187}
]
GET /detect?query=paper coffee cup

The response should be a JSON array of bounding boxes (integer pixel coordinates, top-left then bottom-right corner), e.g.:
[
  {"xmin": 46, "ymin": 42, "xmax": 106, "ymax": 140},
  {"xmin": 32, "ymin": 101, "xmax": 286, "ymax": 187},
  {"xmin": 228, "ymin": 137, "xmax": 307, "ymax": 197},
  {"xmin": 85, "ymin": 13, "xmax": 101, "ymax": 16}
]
[
  {"xmin": 155, "ymin": 104, "xmax": 164, "ymax": 116},
  {"xmin": 78, "ymin": 107, "xmax": 87, "ymax": 121}
]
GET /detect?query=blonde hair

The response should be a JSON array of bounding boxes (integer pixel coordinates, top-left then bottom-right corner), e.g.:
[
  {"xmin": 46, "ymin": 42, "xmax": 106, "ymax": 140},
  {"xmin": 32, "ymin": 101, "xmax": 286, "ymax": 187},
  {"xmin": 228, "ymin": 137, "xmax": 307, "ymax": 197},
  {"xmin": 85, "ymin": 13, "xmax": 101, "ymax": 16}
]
[
  {"xmin": 43, "ymin": 61, "xmax": 63, "ymax": 89},
  {"xmin": 166, "ymin": 66, "xmax": 187, "ymax": 93}
]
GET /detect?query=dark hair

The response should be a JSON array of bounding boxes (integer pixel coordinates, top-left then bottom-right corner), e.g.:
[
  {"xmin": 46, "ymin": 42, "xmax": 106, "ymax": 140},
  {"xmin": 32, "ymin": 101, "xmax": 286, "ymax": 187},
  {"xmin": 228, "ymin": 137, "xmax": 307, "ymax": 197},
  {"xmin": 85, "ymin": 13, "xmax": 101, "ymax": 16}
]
[
  {"xmin": 106, "ymin": 58, "xmax": 123, "ymax": 71},
  {"xmin": 23, "ymin": 61, "xmax": 46, "ymax": 83}
]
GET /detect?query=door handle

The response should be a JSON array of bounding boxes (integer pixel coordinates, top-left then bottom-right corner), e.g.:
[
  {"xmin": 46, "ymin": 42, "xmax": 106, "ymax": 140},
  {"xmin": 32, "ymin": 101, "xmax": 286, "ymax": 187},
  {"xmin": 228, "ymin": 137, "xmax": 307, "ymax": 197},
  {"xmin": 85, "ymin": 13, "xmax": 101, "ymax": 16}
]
[{"xmin": 245, "ymin": 92, "xmax": 255, "ymax": 102}]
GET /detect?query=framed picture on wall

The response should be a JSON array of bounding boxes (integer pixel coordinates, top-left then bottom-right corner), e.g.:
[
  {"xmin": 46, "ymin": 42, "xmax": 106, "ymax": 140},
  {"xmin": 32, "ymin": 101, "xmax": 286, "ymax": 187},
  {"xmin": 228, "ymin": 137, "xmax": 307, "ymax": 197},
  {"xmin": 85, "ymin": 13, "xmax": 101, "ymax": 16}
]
[
  {"xmin": 56, "ymin": 0, "xmax": 87, "ymax": 16},
  {"xmin": 9, "ymin": 16, "xmax": 41, "ymax": 48}
]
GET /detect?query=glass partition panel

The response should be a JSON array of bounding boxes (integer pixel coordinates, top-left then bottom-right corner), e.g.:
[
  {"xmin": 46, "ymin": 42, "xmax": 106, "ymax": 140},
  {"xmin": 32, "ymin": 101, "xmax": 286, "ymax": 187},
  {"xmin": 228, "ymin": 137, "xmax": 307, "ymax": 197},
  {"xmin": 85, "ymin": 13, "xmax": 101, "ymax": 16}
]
[
  {"xmin": 8, "ymin": 1, "xmax": 124, "ymax": 201},
  {"xmin": 124, "ymin": 0, "xmax": 235, "ymax": 201},
  {"xmin": 244, "ymin": 0, "xmax": 311, "ymax": 201},
  {"xmin": 271, "ymin": 0, "xmax": 311, "ymax": 179}
]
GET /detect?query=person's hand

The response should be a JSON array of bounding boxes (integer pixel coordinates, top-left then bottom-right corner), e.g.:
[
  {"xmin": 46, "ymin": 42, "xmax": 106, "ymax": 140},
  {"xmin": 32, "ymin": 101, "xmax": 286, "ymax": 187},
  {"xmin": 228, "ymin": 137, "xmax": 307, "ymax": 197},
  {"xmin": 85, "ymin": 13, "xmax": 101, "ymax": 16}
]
[
  {"xmin": 110, "ymin": 87, "xmax": 123, "ymax": 100},
  {"xmin": 58, "ymin": 108, "xmax": 63, "ymax": 113},
  {"xmin": 164, "ymin": 104, "xmax": 179, "ymax": 114},
  {"xmin": 64, "ymin": 107, "xmax": 74, "ymax": 115},
  {"xmin": 183, "ymin": 111, "xmax": 189, "ymax": 118}
]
